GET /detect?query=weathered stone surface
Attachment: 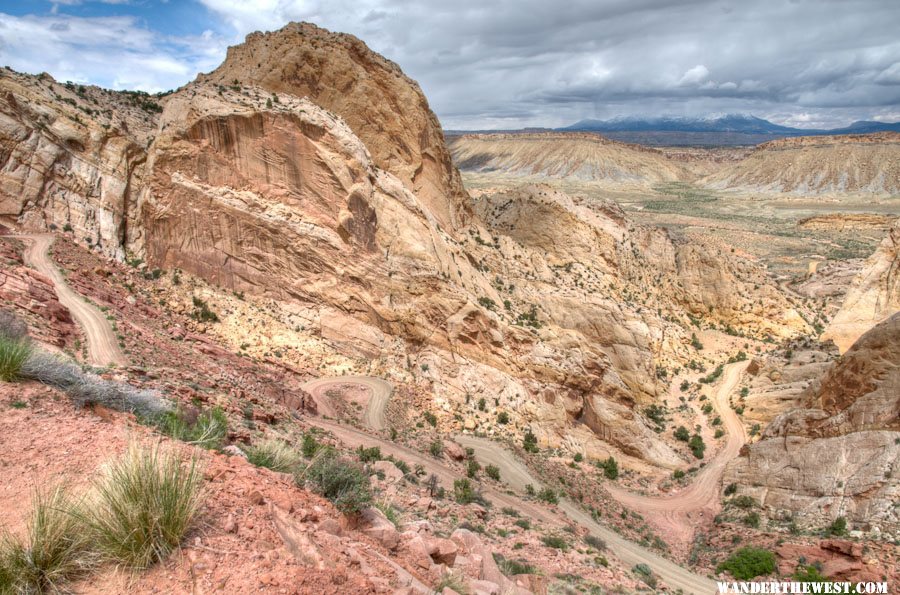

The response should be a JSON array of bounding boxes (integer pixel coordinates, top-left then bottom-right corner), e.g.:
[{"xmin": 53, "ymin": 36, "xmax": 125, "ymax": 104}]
[
  {"xmin": 726, "ymin": 313, "xmax": 900, "ymax": 530},
  {"xmin": 823, "ymin": 219, "xmax": 899, "ymax": 352}
]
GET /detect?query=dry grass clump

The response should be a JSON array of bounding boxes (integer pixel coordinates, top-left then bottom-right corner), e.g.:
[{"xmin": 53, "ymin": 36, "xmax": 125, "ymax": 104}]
[
  {"xmin": 84, "ymin": 442, "xmax": 204, "ymax": 569},
  {"xmin": 245, "ymin": 438, "xmax": 302, "ymax": 473}
]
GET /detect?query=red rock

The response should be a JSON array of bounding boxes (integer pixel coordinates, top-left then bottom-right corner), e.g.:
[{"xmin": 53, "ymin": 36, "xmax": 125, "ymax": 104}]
[
  {"xmin": 247, "ymin": 490, "xmax": 265, "ymax": 505},
  {"xmin": 360, "ymin": 507, "xmax": 400, "ymax": 550}
]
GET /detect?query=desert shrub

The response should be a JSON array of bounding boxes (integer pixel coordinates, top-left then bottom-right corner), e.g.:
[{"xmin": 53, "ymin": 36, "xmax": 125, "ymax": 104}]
[
  {"xmin": 154, "ymin": 407, "xmax": 228, "ymax": 450},
  {"xmin": 724, "ymin": 483, "xmax": 737, "ymax": 496},
  {"xmin": 299, "ymin": 449, "xmax": 371, "ymax": 515},
  {"xmin": 453, "ymin": 478, "xmax": 478, "ymax": 504},
  {"xmin": 301, "ymin": 433, "xmax": 320, "ymax": 458},
  {"xmin": 0, "ymin": 486, "xmax": 94, "ymax": 592},
  {"xmin": 540, "ymin": 535, "xmax": 568, "ymax": 550},
  {"xmin": 793, "ymin": 564, "xmax": 830, "ymax": 583},
  {"xmin": 597, "ymin": 456, "xmax": 619, "ymax": 480},
  {"xmin": 356, "ymin": 445, "xmax": 382, "ymax": 463},
  {"xmin": 523, "ymin": 430, "xmax": 539, "ymax": 453},
  {"xmin": 744, "ymin": 512, "xmax": 761, "ymax": 528},
  {"xmin": 433, "ymin": 571, "xmax": 469, "ymax": 594},
  {"xmin": 485, "ymin": 464, "xmax": 501, "ymax": 481},
  {"xmin": 672, "ymin": 469, "xmax": 685, "ymax": 479},
  {"xmin": 537, "ymin": 487, "xmax": 559, "ymax": 504},
  {"xmin": 374, "ymin": 501, "xmax": 399, "ymax": 527},
  {"xmin": 466, "ymin": 459, "xmax": 481, "ymax": 478},
  {"xmin": 497, "ymin": 411, "xmax": 510, "ymax": 424},
  {"xmin": 584, "ymin": 534, "xmax": 606, "ymax": 551},
  {"xmin": 0, "ymin": 310, "xmax": 28, "ymax": 341},
  {"xmin": 22, "ymin": 351, "xmax": 169, "ymax": 417},
  {"xmin": 826, "ymin": 516, "xmax": 848, "ymax": 536},
  {"xmin": 86, "ymin": 443, "xmax": 204, "ymax": 569},
  {"xmin": 0, "ymin": 335, "xmax": 32, "ymax": 382},
  {"xmin": 190, "ymin": 297, "xmax": 218, "ymax": 322},
  {"xmin": 245, "ymin": 439, "xmax": 301, "ymax": 473},
  {"xmin": 716, "ymin": 547, "xmax": 776, "ymax": 579},
  {"xmin": 689, "ymin": 434, "xmax": 706, "ymax": 459},
  {"xmin": 501, "ymin": 506, "xmax": 519, "ymax": 517},
  {"xmin": 674, "ymin": 425, "xmax": 690, "ymax": 441},
  {"xmin": 429, "ymin": 440, "xmax": 443, "ymax": 458},
  {"xmin": 633, "ymin": 563, "xmax": 657, "ymax": 588},
  {"xmin": 493, "ymin": 553, "xmax": 539, "ymax": 576},
  {"xmin": 423, "ymin": 411, "xmax": 437, "ymax": 427},
  {"xmin": 573, "ymin": 452, "xmax": 583, "ymax": 463},
  {"xmin": 731, "ymin": 495, "xmax": 757, "ymax": 509},
  {"xmin": 514, "ymin": 519, "xmax": 531, "ymax": 530}
]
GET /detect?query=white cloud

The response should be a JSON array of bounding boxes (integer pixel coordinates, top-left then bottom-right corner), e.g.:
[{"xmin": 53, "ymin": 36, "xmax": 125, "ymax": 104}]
[
  {"xmin": 679, "ymin": 65, "xmax": 709, "ymax": 86},
  {"xmin": 0, "ymin": 12, "xmax": 228, "ymax": 92}
]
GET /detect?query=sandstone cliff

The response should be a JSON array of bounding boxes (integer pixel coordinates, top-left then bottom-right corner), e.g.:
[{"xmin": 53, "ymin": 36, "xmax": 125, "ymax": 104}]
[
  {"xmin": 822, "ymin": 219, "xmax": 899, "ymax": 352},
  {"xmin": 202, "ymin": 22, "xmax": 470, "ymax": 231},
  {"xmin": 725, "ymin": 313, "xmax": 900, "ymax": 531},
  {"xmin": 0, "ymin": 23, "xmax": 808, "ymax": 468}
]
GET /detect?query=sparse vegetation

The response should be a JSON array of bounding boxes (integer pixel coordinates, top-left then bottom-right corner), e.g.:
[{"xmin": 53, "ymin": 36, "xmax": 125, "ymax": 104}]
[
  {"xmin": 540, "ymin": 535, "xmax": 568, "ymax": 550},
  {"xmin": 298, "ymin": 449, "xmax": 372, "ymax": 515},
  {"xmin": 0, "ymin": 331, "xmax": 32, "ymax": 382},
  {"xmin": 493, "ymin": 552, "xmax": 539, "ymax": 576},
  {"xmin": 826, "ymin": 516, "xmax": 848, "ymax": 537},
  {"xmin": 453, "ymin": 478, "xmax": 480, "ymax": 505},
  {"xmin": 523, "ymin": 429, "xmax": 539, "ymax": 453},
  {"xmin": 85, "ymin": 442, "xmax": 204, "ymax": 569},
  {"xmin": 597, "ymin": 456, "xmax": 619, "ymax": 480},
  {"xmin": 245, "ymin": 439, "xmax": 301, "ymax": 473},
  {"xmin": 485, "ymin": 464, "xmax": 501, "ymax": 481},
  {"xmin": 717, "ymin": 547, "xmax": 776, "ymax": 579},
  {"xmin": 688, "ymin": 434, "xmax": 706, "ymax": 459},
  {"xmin": 429, "ymin": 440, "xmax": 443, "ymax": 458},
  {"xmin": 153, "ymin": 407, "xmax": 228, "ymax": 450},
  {"xmin": 633, "ymin": 563, "xmax": 657, "ymax": 588},
  {"xmin": 0, "ymin": 486, "xmax": 94, "ymax": 593}
]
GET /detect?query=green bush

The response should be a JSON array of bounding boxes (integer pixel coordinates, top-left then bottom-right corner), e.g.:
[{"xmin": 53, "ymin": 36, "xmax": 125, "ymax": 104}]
[
  {"xmin": 716, "ymin": 547, "xmax": 776, "ymax": 579},
  {"xmin": 744, "ymin": 512, "xmax": 761, "ymax": 528},
  {"xmin": 429, "ymin": 440, "xmax": 443, "ymax": 458},
  {"xmin": 537, "ymin": 487, "xmax": 559, "ymax": 504},
  {"xmin": 672, "ymin": 469, "xmax": 685, "ymax": 479},
  {"xmin": 86, "ymin": 443, "xmax": 204, "ymax": 569},
  {"xmin": 0, "ymin": 486, "xmax": 94, "ymax": 592},
  {"xmin": 633, "ymin": 563, "xmax": 657, "ymax": 588},
  {"xmin": 423, "ymin": 411, "xmax": 437, "ymax": 427},
  {"xmin": 674, "ymin": 425, "xmax": 690, "ymax": 441},
  {"xmin": 493, "ymin": 553, "xmax": 539, "ymax": 576},
  {"xmin": 466, "ymin": 460, "xmax": 481, "ymax": 478},
  {"xmin": 245, "ymin": 439, "xmax": 301, "ymax": 473},
  {"xmin": 584, "ymin": 534, "xmax": 606, "ymax": 551},
  {"xmin": 689, "ymin": 434, "xmax": 706, "ymax": 459},
  {"xmin": 453, "ymin": 478, "xmax": 479, "ymax": 505},
  {"xmin": 0, "ymin": 335, "xmax": 32, "ymax": 382},
  {"xmin": 356, "ymin": 445, "xmax": 382, "ymax": 463},
  {"xmin": 523, "ymin": 430, "xmax": 539, "ymax": 453},
  {"xmin": 540, "ymin": 535, "xmax": 568, "ymax": 550},
  {"xmin": 597, "ymin": 456, "xmax": 619, "ymax": 480},
  {"xmin": 485, "ymin": 464, "xmax": 501, "ymax": 481},
  {"xmin": 826, "ymin": 516, "xmax": 848, "ymax": 536},
  {"xmin": 497, "ymin": 411, "xmax": 510, "ymax": 424},
  {"xmin": 514, "ymin": 519, "xmax": 531, "ymax": 530},
  {"xmin": 731, "ymin": 495, "xmax": 756, "ymax": 509},
  {"xmin": 301, "ymin": 433, "xmax": 320, "ymax": 458},
  {"xmin": 299, "ymin": 450, "xmax": 371, "ymax": 515}
]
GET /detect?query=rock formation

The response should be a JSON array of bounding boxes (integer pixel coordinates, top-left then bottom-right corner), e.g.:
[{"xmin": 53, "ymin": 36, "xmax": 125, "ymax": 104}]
[
  {"xmin": 823, "ymin": 219, "xmax": 899, "ymax": 352},
  {"xmin": 0, "ymin": 23, "xmax": 807, "ymax": 467},
  {"xmin": 703, "ymin": 132, "xmax": 900, "ymax": 195},
  {"xmin": 725, "ymin": 313, "xmax": 900, "ymax": 531},
  {"xmin": 449, "ymin": 132, "xmax": 688, "ymax": 186}
]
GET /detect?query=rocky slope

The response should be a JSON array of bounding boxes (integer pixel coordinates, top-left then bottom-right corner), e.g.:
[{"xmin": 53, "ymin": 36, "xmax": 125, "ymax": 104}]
[
  {"xmin": 703, "ymin": 132, "xmax": 900, "ymax": 195},
  {"xmin": 448, "ymin": 132, "xmax": 688, "ymax": 186},
  {"xmin": 822, "ymin": 218, "xmax": 899, "ymax": 352},
  {"xmin": 0, "ymin": 23, "xmax": 808, "ymax": 469},
  {"xmin": 725, "ymin": 313, "xmax": 900, "ymax": 532}
]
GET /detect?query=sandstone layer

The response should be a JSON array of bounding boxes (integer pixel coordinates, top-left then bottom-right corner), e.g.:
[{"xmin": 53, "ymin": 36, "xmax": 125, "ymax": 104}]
[
  {"xmin": 823, "ymin": 218, "xmax": 899, "ymax": 352},
  {"xmin": 725, "ymin": 314, "xmax": 900, "ymax": 531}
]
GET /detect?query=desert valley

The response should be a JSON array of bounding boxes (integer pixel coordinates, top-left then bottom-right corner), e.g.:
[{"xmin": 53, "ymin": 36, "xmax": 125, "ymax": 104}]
[{"xmin": 0, "ymin": 17, "xmax": 897, "ymax": 595}]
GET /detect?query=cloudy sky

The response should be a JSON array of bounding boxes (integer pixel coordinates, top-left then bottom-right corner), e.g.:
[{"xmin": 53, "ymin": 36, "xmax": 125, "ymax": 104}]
[{"xmin": 1, "ymin": 0, "xmax": 898, "ymax": 129}]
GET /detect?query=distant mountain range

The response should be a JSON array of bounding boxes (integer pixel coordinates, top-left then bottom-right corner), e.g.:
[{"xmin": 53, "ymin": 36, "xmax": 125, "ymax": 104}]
[
  {"xmin": 446, "ymin": 115, "xmax": 900, "ymax": 147},
  {"xmin": 559, "ymin": 115, "xmax": 900, "ymax": 146}
]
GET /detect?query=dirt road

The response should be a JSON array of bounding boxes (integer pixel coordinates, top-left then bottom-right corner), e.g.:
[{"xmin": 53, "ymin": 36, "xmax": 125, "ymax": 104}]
[
  {"xmin": 606, "ymin": 361, "xmax": 748, "ymax": 513},
  {"xmin": 299, "ymin": 375, "xmax": 393, "ymax": 429},
  {"xmin": 303, "ymin": 376, "xmax": 717, "ymax": 594},
  {"xmin": 20, "ymin": 235, "xmax": 126, "ymax": 367}
]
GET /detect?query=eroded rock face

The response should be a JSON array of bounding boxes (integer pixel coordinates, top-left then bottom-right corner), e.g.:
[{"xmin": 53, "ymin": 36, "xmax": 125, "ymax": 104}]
[
  {"xmin": 0, "ymin": 24, "xmax": 808, "ymax": 468},
  {"xmin": 0, "ymin": 70, "xmax": 156, "ymax": 259},
  {"xmin": 202, "ymin": 22, "xmax": 470, "ymax": 232},
  {"xmin": 725, "ymin": 314, "xmax": 900, "ymax": 530},
  {"xmin": 823, "ymin": 219, "xmax": 899, "ymax": 353},
  {"xmin": 703, "ymin": 132, "xmax": 900, "ymax": 195}
]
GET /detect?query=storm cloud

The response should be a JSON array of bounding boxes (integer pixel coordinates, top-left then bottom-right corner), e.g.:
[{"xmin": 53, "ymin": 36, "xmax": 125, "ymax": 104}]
[{"xmin": 1, "ymin": 0, "xmax": 898, "ymax": 129}]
